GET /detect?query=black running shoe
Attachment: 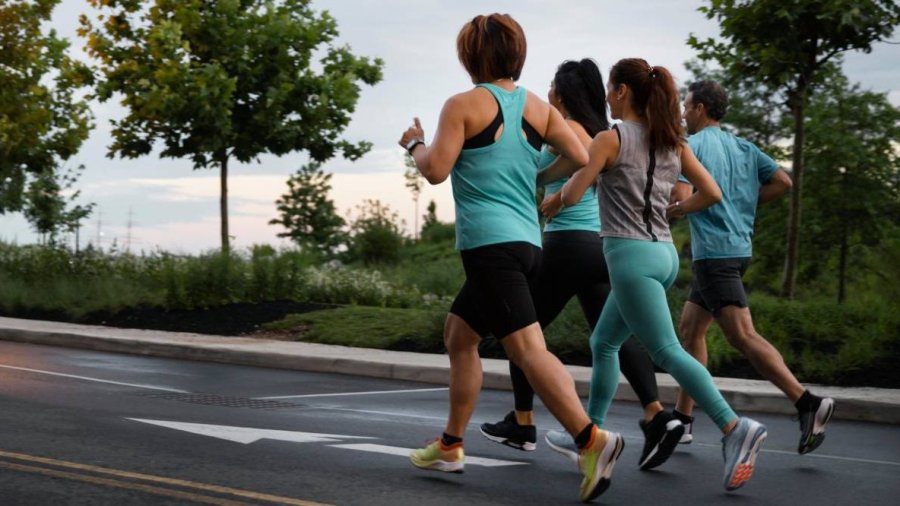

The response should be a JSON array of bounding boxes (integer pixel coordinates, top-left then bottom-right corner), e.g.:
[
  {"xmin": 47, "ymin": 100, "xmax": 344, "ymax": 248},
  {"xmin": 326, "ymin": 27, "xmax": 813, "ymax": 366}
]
[
  {"xmin": 798, "ymin": 396, "xmax": 835, "ymax": 455},
  {"xmin": 479, "ymin": 411, "xmax": 536, "ymax": 451},
  {"xmin": 638, "ymin": 411, "xmax": 685, "ymax": 470}
]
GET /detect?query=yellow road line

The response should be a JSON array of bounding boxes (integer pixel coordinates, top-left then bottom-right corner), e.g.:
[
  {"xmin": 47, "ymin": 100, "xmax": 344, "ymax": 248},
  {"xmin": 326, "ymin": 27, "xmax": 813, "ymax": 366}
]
[
  {"xmin": 0, "ymin": 461, "xmax": 251, "ymax": 506},
  {"xmin": 0, "ymin": 450, "xmax": 330, "ymax": 506}
]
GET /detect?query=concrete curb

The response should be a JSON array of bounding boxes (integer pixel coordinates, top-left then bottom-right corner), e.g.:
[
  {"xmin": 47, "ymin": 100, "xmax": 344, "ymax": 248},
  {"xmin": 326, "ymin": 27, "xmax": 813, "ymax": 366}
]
[{"xmin": 1, "ymin": 317, "xmax": 898, "ymax": 424}]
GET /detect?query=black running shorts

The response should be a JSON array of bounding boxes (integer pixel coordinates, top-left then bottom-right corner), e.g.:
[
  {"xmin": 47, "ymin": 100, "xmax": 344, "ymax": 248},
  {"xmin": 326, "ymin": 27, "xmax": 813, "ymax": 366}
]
[
  {"xmin": 687, "ymin": 257, "xmax": 752, "ymax": 317},
  {"xmin": 450, "ymin": 241, "xmax": 541, "ymax": 339}
]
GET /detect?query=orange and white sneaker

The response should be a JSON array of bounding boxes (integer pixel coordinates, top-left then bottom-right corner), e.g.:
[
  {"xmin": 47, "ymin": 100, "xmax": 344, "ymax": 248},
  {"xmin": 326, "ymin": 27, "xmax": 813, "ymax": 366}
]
[
  {"xmin": 410, "ymin": 438, "xmax": 464, "ymax": 473},
  {"xmin": 578, "ymin": 426, "xmax": 624, "ymax": 502},
  {"xmin": 721, "ymin": 417, "xmax": 767, "ymax": 491}
]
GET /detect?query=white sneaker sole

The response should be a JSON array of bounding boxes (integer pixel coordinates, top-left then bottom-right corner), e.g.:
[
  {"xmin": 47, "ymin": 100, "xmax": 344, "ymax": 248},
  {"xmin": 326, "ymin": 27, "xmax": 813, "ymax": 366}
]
[
  {"xmin": 545, "ymin": 433, "xmax": 579, "ymax": 465},
  {"xmin": 410, "ymin": 455, "xmax": 464, "ymax": 473}
]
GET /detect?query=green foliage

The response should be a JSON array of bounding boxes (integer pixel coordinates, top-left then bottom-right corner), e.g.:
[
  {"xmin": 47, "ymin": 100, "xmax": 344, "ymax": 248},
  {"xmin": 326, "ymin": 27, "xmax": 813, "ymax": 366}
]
[
  {"xmin": 23, "ymin": 164, "xmax": 95, "ymax": 242},
  {"xmin": 0, "ymin": 0, "xmax": 93, "ymax": 214},
  {"xmin": 80, "ymin": 0, "xmax": 384, "ymax": 249},
  {"xmin": 689, "ymin": 0, "xmax": 900, "ymax": 297},
  {"xmin": 346, "ymin": 199, "xmax": 405, "ymax": 265},
  {"xmin": 263, "ymin": 306, "xmax": 446, "ymax": 353},
  {"xmin": 269, "ymin": 162, "xmax": 346, "ymax": 256},
  {"xmin": 298, "ymin": 262, "xmax": 420, "ymax": 308}
]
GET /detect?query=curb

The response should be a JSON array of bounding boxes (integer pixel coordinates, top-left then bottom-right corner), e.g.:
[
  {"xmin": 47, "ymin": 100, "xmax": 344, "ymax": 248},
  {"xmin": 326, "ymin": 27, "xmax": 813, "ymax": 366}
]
[{"xmin": 1, "ymin": 317, "xmax": 898, "ymax": 424}]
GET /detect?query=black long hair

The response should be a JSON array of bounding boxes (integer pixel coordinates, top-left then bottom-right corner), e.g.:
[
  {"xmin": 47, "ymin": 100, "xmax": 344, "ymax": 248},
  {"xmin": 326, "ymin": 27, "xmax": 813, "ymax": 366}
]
[{"xmin": 553, "ymin": 59, "xmax": 610, "ymax": 137}]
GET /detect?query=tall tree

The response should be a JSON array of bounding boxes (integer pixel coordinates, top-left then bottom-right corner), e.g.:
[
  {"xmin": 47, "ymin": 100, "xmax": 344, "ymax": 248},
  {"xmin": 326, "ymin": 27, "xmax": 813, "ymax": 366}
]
[
  {"xmin": 0, "ymin": 0, "xmax": 92, "ymax": 214},
  {"xmin": 403, "ymin": 153, "xmax": 423, "ymax": 240},
  {"xmin": 802, "ymin": 73, "xmax": 900, "ymax": 302},
  {"xmin": 689, "ymin": 0, "xmax": 900, "ymax": 298},
  {"xmin": 80, "ymin": 0, "xmax": 383, "ymax": 251},
  {"xmin": 269, "ymin": 162, "xmax": 345, "ymax": 255}
]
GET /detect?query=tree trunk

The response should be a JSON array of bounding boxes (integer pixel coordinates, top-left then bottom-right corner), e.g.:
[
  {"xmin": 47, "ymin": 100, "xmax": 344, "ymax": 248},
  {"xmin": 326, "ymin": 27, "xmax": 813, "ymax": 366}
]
[
  {"xmin": 220, "ymin": 153, "xmax": 230, "ymax": 252},
  {"xmin": 780, "ymin": 86, "xmax": 807, "ymax": 299}
]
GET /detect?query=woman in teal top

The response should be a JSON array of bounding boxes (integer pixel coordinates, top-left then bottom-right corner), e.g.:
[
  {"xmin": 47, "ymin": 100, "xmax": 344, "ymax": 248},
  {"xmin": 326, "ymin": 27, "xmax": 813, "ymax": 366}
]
[
  {"xmin": 545, "ymin": 57, "xmax": 768, "ymax": 492},
  {"xmin": 399, "ymin": 14, "xmax": 624, "ymax": 502},
  {"xmin": 479, "ymin": 58, "xmax": 673, "ymax": 472}
]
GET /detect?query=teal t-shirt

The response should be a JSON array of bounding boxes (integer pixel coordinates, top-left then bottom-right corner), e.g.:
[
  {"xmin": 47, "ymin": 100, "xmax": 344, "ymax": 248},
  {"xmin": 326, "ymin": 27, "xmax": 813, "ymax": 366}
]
[
  {"xmin": 684, "ymin": 127, "xmax": 778, "ymax": 260},
  {"xmin": 540, "ymin": 146, "xmax": 601, "ymax": 233},
  {"xmin": 451, "ymin": 83, "xmax": 542, "ymax": 250}
]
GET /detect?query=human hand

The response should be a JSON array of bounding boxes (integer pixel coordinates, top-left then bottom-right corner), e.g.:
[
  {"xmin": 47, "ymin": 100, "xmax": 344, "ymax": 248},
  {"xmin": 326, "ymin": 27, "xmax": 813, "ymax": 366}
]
[
  {"xmin": 540, "ymin": 192, "xmax": 564, "ymax": 219},
  {"xmin": 399, "ymin": 117, "xmax": 425, "ymax": 150}
]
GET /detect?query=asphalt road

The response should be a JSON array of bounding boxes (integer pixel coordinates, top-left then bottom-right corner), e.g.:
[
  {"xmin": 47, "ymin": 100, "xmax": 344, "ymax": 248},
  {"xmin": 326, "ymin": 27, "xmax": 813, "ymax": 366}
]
[{"xmin": 0, "ymin": 340, "xmax": 898, "ymax": 506}]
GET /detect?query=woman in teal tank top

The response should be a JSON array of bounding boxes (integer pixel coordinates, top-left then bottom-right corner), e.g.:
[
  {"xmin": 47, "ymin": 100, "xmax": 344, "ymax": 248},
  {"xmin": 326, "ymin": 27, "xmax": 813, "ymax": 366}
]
[
  {"xmin": 398, "ymin": 14, "xmax": 624, "ymax": 502},
  {"xmin": 546, "ymin": 57, "xmax": 769, "ymax": 492}
]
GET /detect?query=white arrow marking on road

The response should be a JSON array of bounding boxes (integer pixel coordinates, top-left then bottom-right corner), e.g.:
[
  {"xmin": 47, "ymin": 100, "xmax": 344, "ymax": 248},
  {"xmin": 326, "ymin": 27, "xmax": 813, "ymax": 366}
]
[
  {"xmin": 127, "ymin": 419, "xmax": 374, "ymax": 445},
  {"xmin": 329, "ymin": 444, "xmax": 528, "ymax": 468}
]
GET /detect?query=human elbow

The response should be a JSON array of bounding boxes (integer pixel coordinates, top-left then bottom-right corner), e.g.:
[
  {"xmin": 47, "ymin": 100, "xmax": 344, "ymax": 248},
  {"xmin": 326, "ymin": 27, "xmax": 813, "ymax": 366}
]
[{"xmin": 709, "ymin": 186, "xmax": 723, "ymax": 204}]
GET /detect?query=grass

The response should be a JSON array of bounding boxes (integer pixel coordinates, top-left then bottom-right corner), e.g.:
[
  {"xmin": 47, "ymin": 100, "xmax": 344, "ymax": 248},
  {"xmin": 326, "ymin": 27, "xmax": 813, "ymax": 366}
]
[{"xmin": 262, "ymin": 306, "xmax": 446, "ymax": 353}]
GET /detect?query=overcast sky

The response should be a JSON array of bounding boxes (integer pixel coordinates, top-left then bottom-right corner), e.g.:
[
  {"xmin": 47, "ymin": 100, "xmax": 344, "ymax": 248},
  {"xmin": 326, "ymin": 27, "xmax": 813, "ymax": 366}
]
[{"xmin": 2, "ymin": 0, "xmax": 898, "ymax": 253}]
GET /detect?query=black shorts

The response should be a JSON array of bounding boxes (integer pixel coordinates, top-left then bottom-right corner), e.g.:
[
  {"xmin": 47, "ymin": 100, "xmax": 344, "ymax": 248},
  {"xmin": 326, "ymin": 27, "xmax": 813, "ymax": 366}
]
[
  {"xmin": 688, "ymin": 257, "xmax": 752, "ymax": 317},
  {"xmin": 450, "ymin": 242, "xmax": 541, "ymax": 339}
]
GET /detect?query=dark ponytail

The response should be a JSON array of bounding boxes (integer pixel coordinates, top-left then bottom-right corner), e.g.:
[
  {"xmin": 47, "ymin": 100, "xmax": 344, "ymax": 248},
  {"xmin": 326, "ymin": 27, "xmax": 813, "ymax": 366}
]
[
  {"xmin": 609, "ymin": 58, "xmax": 683, "ymax": 150},
  {"xmin": 552, "ymin": 58, "xmax": 610, "ymax": 137}
]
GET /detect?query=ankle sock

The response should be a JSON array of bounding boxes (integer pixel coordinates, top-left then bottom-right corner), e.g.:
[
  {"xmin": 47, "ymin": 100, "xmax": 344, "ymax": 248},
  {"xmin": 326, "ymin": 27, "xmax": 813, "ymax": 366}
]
[
  {"xmin": 795, "ymin": 390, "xmax": 815, "ymax": 412},
  {"xmin": 441, "ymin": 433, "xmax": 463, "ymax": 447},
  {"xmin": 574, "ymin": 423, "xmax": 594, "ymax": 449},
  {"xmin": 673, "ymin": 409, "xmax": 694, "ymax": 424}
]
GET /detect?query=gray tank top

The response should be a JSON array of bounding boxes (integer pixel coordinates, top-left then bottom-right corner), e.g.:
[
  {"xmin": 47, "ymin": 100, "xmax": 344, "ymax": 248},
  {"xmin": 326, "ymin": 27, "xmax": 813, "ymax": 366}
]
[{"xmin": 597, "ymin": 120, "xmax": 680, "ymax": 242}]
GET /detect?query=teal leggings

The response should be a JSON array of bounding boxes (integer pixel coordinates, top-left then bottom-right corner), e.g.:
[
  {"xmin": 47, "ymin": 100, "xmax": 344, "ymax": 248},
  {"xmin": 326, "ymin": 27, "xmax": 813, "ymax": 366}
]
[{"xmin": 587, "ymin": 238, "xmax": 737, "ymax": 430}]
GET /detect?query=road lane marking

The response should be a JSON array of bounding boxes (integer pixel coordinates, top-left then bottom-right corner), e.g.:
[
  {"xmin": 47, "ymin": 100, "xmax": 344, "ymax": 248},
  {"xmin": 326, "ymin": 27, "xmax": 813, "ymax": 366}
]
[
  {"xmin": 0, "ymin": 364, "xmax": 188, "ymax": 392},
  {"xmin": 0, "ymin": 450, "xmax": 330, "ymax": 505},
  {"xmin": 129, "ymin": 418, "xmax": 374, "ymax": 444},
  {"xmin": 256, "ymin": 387, "xmax": 449, "ymax": 400},
  {"xmin": 329, "ymin": 444, "xmax": 529, "ymax": 467},
  {"xmin": 0, "ymin": 461, "xmax": 251, "ymax": 506}
]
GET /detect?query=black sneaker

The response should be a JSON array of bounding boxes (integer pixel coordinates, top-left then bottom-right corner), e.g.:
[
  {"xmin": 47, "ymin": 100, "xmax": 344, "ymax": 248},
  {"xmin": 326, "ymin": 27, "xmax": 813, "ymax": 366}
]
[
  {"xmin": 479, "ymin": 411, "xmax": 536, "ymax": 451},
  {"xmin": 638, "ymin": 411, "xmax": 685, "ymax": 470},
  {"xmin": 798, "ymin": 396, "xmax": 835, "ymax": 455}
]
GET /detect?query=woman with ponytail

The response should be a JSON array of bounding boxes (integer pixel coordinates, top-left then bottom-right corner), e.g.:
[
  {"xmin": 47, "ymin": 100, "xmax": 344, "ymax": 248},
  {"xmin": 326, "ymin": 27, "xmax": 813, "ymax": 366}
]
[
  {"xmin": 542, "ymin": 58, "xmax": 768, "ymax": 492},
  {"xmin": 480, "ymin": 58, "xmax": 670, "ymax": 473}
]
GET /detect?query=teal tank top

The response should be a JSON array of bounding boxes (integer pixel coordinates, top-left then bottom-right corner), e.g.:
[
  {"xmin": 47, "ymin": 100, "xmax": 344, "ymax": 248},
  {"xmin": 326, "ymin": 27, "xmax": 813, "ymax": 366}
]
[
  {"xmin": 539, "ymin": 146, "xmax": 602, "ymax": 233},
  {"xmin": 451, "ymin": 84, "xmax": 543, "ymax": 250}
]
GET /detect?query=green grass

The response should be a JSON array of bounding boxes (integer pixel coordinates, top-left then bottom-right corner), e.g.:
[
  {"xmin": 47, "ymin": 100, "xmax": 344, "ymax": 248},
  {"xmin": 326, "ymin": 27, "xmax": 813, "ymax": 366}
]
[{"xmin": 262, "ymin": 306, "xmax": 446, "ymax": 352}]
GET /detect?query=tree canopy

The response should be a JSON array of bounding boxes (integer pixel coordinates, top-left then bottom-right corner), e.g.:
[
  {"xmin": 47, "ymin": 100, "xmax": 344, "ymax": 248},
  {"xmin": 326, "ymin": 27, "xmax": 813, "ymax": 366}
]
[{"xmin": 80, "ymin": 0, "xmax": 383, "ymax": 250}]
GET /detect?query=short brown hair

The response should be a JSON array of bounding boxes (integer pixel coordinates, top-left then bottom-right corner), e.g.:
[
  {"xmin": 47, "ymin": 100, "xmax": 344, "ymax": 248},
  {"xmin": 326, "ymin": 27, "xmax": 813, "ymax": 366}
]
[{"xmin": 456, "ymin": 14, "xmax": 526, "ymax": 83}]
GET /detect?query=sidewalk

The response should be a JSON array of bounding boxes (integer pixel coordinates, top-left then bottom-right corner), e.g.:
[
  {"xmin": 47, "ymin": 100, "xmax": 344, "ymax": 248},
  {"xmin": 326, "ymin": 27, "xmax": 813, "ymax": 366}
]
[{"xmin": 1, "ymin": 316, "xmax": 898, "ymax": 424}]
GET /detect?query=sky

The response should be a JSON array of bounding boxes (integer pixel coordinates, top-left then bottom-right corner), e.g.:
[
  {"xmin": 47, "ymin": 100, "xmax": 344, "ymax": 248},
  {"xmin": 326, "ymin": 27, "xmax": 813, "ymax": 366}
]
[{"xmin": 1, "ymin": 0, "xmax": 898, "ymax": 254}]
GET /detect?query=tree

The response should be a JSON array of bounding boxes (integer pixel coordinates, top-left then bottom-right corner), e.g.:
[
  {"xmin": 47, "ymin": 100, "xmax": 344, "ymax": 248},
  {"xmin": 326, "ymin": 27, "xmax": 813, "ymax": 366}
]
[
  {"xmin": 269, "ymin": 162, "xmax": 345, "ymax": 256},
  {"xmin": 0, "ymin": 0, "xmax": 92, "ymax": 214},
  {"xmin": 802, "ymin": 73, "xmax": 900, "ymax": 302},
  {"xmin": 23, "ymin": 164, "xmax": 95, "ymax": 245},
  {"xmin": 347, "ymin": 199, "xmax": 404, "ymax": 265},
  {"xmin": 80, "ymin": 0, "xmax": 383, "ymax": 251},
  {"xmin": 689, "ymin": 0, "xmax": 900, "ymax": 298},
  {"xmin": 403, "ymin": 153, "xmax": 424, "ymax": 240}
]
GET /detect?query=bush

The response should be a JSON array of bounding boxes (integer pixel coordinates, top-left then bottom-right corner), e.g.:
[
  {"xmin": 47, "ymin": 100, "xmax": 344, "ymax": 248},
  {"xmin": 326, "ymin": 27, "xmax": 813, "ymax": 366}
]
[{"xmin": 347, "ymin": 199, "xmax": 405, "ymax": 265}]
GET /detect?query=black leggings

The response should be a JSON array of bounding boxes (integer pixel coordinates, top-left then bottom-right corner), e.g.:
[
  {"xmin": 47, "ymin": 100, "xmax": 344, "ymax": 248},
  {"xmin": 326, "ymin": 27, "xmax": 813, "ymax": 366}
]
[{"xmin": 509, "ymin": 231, "xmax": 660, "ymax": 410}]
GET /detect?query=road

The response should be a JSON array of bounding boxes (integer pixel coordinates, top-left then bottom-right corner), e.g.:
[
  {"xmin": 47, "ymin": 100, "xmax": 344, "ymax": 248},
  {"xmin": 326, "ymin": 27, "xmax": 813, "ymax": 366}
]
[{"xmin": 0, "ymin": 340, "xmax": 897, "ymax": 505}]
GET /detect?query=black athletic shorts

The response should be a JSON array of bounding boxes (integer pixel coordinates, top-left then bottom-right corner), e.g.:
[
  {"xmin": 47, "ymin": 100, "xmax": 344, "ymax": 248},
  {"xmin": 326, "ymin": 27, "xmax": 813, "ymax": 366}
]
[
  {"xmin": 687, "ymin": 257, "xmax": 752, "ymax": 317},
  {"xmin": 450, "ymin": 241, "xmax": 541, "ymax": 339}
]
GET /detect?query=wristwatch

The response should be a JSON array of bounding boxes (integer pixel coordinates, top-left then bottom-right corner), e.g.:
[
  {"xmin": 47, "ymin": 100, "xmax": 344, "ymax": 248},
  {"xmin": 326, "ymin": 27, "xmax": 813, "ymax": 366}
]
[{"xmin": 405, "ymin": 138, "xmax": 425, "ymax": 153}]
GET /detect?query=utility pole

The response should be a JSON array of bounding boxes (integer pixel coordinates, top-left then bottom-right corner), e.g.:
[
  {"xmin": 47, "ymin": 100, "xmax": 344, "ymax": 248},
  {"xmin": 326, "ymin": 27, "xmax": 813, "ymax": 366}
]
[{"xmin": 125, "ymin": 207, "xmax": 134, "ymax": 253}]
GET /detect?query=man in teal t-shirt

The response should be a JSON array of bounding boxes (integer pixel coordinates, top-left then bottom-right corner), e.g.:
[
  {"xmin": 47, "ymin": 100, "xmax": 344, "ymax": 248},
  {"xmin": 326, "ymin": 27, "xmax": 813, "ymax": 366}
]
[{"xmin": 669, "ymin": 80, "xmax": 834, "ymax": 456}]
